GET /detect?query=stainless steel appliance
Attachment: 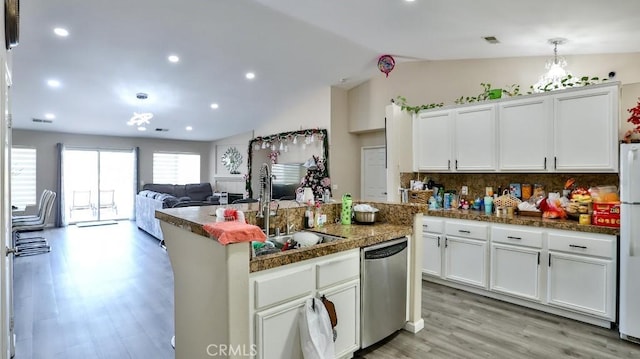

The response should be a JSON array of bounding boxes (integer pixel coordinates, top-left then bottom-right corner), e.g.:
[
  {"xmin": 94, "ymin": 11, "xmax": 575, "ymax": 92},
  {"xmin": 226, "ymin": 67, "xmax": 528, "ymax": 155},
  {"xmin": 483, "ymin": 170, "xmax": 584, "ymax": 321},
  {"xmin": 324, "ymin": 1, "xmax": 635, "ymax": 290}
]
[{"xmin": 361, "ymin": 237, "xmax": 408, "ymax": 348}]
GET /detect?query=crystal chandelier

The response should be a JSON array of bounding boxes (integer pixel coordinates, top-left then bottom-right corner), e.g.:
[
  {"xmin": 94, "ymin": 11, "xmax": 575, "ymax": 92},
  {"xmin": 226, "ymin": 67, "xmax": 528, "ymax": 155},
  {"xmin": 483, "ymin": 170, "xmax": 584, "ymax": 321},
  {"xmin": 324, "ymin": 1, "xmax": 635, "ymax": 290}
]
[{"xmin": 533, "ymin": 38, "xmax": 570, "ymax": 92}]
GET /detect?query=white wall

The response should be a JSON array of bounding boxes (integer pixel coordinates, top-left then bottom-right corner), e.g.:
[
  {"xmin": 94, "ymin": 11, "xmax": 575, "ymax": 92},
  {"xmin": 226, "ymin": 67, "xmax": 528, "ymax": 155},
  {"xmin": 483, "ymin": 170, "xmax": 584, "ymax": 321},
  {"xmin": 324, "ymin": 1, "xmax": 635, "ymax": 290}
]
[
  {"xmin": 12, "ymin": 129, "xmax": 212, "ymax": 220},
  {"xmin": 329, "ymin": 87, "xmax": 359, "ymax": 199},
  {"xmin": 209, "ymin": 131, "xmax": 253, "ymax": 194},
  {"xmin": 348, "ymin": 52, "xmax": 640, "ymax": 134}
]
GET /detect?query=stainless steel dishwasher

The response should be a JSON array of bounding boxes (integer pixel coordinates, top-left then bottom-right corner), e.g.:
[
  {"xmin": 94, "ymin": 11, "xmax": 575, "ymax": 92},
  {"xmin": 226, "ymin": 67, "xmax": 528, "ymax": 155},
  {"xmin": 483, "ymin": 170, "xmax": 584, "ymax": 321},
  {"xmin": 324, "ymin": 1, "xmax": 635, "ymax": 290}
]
[{"xmin": 361, "ymin": 237, "xmax": 408, "ymax": 348}]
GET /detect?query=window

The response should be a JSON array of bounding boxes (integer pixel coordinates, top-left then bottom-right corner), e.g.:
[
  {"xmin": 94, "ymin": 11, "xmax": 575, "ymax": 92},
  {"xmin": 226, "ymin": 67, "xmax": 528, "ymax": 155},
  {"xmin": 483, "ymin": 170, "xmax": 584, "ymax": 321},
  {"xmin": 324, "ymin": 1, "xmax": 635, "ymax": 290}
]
[
  {"xmin": 153, "ymin": 152, "xmax": 200, "ymax": 184},
  {"xmin": 11, "ymin": 147, "xmax": 37, "ymax": 209}
]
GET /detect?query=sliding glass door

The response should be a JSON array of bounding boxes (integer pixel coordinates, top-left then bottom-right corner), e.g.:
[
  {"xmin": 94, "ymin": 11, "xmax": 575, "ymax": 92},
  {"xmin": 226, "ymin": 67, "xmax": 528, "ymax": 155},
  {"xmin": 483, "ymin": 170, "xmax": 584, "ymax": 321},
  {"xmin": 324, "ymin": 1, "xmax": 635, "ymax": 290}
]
[{"xmin": 63, "ymin": 148, "xmax": 135, "ymax": 224}]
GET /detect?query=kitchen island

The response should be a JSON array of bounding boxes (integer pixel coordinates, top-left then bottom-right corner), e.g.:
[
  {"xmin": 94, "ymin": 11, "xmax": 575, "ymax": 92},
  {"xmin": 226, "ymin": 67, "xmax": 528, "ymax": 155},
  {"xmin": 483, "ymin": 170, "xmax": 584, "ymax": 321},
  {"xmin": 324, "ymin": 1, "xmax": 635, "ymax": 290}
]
[{"xmin": 156, "ymin": 201, "xmax": 426, "ymax": 359}]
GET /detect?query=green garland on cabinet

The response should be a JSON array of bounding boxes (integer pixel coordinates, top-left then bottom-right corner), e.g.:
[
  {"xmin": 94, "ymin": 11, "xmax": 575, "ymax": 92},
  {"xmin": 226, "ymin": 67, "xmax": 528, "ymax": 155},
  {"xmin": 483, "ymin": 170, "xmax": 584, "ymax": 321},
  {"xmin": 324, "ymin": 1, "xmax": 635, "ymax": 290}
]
[{"xmin": 396, "ymin": 74, "xmax": 608, "ymax": 111}]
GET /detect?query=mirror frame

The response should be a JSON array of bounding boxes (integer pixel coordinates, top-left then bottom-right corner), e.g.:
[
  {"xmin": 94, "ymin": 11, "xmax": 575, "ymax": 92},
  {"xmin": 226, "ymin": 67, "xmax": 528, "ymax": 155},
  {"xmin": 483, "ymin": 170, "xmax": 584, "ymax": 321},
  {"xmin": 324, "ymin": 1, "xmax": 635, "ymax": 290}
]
[{"xmin": 246, "ymin": 128, "xmax": 329, "ymax": 198}]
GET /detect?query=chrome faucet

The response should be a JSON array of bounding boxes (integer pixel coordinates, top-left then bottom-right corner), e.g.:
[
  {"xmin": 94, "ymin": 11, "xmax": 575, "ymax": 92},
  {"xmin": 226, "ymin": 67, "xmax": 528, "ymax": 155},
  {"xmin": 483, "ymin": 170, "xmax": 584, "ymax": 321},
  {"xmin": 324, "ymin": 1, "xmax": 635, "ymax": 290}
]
[{"xmin": 257, "ymin": 163, "xmax": 275, "ymax": 236}]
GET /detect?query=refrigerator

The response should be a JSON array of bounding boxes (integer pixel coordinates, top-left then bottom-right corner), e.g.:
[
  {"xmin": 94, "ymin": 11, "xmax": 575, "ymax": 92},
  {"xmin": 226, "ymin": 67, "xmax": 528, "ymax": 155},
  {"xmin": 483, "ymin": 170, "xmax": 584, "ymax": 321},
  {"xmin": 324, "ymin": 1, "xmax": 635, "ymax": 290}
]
[{"xmin": 620, "ymin": 143, "xmax": 640, "ymax": 342}]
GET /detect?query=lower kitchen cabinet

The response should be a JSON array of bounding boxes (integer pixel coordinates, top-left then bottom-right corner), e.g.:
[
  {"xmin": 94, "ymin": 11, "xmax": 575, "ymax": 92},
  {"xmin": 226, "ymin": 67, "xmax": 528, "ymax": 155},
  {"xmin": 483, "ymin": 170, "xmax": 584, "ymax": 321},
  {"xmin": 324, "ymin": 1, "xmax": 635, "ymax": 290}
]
[
  {"xmin": 422, "ymin": 232, "xmax": 442, "ymax": 277},
  {"xmin": 547, "ymin": 231, "xmax": 616, "ymax": 320},
  {"xmin": 319, "ymin": 280, "xmax": 360, "ymax": 358},
  {"xmin": 250, "ymin": 249, "xmax": 361, "ymax": 359},
  {"xmin": 547, "ymin": 252, "xmax": 615, "ymax": 320},
  {"xmin": 255, "ymin": 299, "xmax": 307, "ymax": 359},
  {"xmin": 490, "ymin": 243, "xmax": 541, "ymax": 301},
  {"xmin": 422, "ymin": 218, "xmax": 617, "ymax": 327},
  {"xmin": 444, "ymin": 236, "xmax": 487, "ymax": 288}
]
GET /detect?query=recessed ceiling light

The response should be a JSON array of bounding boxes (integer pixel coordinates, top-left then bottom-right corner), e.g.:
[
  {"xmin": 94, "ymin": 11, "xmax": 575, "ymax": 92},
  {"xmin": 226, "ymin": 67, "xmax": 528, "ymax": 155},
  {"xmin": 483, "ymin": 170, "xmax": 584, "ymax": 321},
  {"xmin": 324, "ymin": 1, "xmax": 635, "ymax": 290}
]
[
  {"xmin": 53, "ymin": 28, "xmax": 69, "ymax": 37},
  {"xmin": 138, "ymin": 126, "xmax": 147, "ymax": 131},
  {"xmin": 185, "ymin": 126, "xmax": 193, "ymax": 131},
  {"xmin": 405, "ymin": 0, "xmax": 416, "ymax": 2},
  {"xmin": 168, "ymin": 55, "xmax": 180, "ymax": 63},
  {"xmin": 245, "ymin": 72, "xmax": 256, "ymax": 80},
  {"xmin": 44, "ymin": 113, "xmax": 55, "ymax": 120},
  {"xmin": 210, "ymin": 103, "xmax": 219, "ymax": 109},
  {"xmin": 47, "ymin": 79, "xmax": 61, "ymax": 88}
]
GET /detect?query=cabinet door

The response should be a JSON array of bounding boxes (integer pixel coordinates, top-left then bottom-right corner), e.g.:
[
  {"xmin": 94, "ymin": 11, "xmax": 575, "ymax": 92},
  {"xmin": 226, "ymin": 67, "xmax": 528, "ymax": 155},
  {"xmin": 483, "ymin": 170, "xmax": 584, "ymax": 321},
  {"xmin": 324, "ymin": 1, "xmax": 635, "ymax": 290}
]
[
  {"xmin": 553, "ymin": 85, "xmax": 618, "ymax": 172},
  {"xmin": 413, "ymin": 110, "xmax": 453, "ymax": 171},
  {"xmin": 547, "ymin": 252, "xmax": 614, "ymax": 319},
  {"xmin": 454, "ymin": 104, "xmax": 496, "ymax": 171},
  {"xmin": 444, "ymin": 236, "xmax": 487, "ymax": 288},
  {"xmin": 490, "ymin": 243, "xmax": 541, "ymax": 301},
  {"xmin": 320, "ymin": 280, "xmax": 360, "ymax": 358},
  {"xmin": 498, "ymin": 97, "xmax": 552, "ymax": 171},
  {"xmin": 422, "ymin": 232, "xmax": 442, "ymax": 277},
  {"xmin": 255, "ymin": 299, "xmax": 306, "ymax": 359}
]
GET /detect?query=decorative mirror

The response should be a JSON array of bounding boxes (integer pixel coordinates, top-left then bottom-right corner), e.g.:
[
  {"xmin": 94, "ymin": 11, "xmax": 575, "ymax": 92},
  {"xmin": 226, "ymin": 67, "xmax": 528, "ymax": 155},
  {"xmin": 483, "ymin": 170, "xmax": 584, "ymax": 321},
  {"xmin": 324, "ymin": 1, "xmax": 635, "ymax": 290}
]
[
  {"xmin": 221, "ymin": 146, "xmax": 243, "ymax": 174},
  {"xmin": 246, "ymin": 128, "xmax": 329, "ymax": 198}
]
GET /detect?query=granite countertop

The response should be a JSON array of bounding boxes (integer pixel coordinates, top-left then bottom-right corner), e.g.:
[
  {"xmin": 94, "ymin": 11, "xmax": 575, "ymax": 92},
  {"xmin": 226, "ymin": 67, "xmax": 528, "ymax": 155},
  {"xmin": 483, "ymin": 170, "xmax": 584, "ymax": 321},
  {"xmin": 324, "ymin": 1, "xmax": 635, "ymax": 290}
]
[
  {"xmin": 426, "ymin": 209, "xmax": 619, "ymax": 236},
  {"xmin": 156, "ymin": 201, "xmax": 425, "ymax": 272}
]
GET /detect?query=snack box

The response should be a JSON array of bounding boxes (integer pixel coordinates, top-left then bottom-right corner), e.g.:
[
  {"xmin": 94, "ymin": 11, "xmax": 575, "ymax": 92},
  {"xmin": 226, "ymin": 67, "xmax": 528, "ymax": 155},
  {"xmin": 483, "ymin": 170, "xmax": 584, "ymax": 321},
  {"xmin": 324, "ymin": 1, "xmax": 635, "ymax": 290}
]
[{"xmin": 591, "ymin": 202, "xmax": 620, "ymax": 228}]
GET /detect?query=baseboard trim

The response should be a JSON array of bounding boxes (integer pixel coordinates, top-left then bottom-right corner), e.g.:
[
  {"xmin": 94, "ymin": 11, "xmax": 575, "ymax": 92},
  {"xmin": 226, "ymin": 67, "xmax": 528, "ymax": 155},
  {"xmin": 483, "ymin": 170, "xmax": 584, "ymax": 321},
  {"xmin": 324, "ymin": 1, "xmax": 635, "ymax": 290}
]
[{"xmin": 403, "ymin": 318, "xmax": 424, "ymax": 333}]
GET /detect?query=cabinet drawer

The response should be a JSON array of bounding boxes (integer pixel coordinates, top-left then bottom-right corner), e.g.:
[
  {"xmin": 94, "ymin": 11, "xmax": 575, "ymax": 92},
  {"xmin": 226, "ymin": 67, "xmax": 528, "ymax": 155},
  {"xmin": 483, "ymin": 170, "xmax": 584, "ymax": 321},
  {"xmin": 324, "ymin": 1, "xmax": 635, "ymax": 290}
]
[
  {"xmin": 422, "ymin": 217, "xmax": 443, "ymax": 233},
  {"xmin": 548, "ymin": 232, "xmax": 615, "ymax": 259},
  {"xmin": 445, "ymin": 221, "xmax": 488, "ymax": 240},
  {"xmin": 316, "ymin": 253, "xmax": 360, "ymax": 289},
  {"xmin": 254, "ymin": 267, "xmax": 314, "ymax": 309},
  {"xmin": 491, "ymin": 226, "xmax": 543, "ymax": 248}
]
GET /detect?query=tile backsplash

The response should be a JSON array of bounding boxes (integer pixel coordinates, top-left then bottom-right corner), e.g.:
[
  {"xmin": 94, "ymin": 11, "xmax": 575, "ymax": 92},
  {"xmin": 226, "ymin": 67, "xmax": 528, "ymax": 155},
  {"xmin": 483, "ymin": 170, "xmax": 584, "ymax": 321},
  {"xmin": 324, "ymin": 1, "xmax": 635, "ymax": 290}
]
[{"xmin": 400, "ymin": 172, "xmax": 619, "ymax": 199}]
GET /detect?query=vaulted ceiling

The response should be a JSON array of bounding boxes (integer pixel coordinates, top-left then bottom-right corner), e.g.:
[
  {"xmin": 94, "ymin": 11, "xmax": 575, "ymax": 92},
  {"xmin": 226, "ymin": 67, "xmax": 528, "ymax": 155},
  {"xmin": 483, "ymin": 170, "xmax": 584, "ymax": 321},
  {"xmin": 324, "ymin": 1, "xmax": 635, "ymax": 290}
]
[{"xmin": 10, "ymin": 0, "xmax": 640, "ymax": 141}]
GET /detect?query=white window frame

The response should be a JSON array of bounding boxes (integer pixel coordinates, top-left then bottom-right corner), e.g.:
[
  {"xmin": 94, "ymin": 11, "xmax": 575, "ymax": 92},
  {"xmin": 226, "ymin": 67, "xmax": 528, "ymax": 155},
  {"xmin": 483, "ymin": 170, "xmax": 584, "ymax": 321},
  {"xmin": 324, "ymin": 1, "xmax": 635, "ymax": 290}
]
[
  {"xmin": 11, "ymin": 147, "xmax": 37, "ymax": 210},
  {"xmin": 152, "ymin": 152, "xmax": 201, "ymax": 184}
]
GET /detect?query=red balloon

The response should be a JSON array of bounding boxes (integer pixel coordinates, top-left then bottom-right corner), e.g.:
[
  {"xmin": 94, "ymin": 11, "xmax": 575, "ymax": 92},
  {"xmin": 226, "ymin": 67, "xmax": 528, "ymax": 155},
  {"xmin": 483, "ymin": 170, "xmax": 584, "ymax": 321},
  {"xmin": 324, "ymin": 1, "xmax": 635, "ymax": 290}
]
[{"xmin": 378, "ymin": 55, "xmax": 395, "ymax": 77}]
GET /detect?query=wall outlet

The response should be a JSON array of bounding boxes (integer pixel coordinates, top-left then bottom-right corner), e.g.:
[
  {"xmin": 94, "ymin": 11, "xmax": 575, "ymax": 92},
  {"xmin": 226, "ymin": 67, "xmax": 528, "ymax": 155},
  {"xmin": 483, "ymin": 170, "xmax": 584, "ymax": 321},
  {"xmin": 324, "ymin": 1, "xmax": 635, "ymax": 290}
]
[
  {"xmin": 332, "ymin": 184, "xmax": 338, "ymax": 190},
  {"xmin": 461, "ymin": 186, "xmax": 468, "ymax": 196}
]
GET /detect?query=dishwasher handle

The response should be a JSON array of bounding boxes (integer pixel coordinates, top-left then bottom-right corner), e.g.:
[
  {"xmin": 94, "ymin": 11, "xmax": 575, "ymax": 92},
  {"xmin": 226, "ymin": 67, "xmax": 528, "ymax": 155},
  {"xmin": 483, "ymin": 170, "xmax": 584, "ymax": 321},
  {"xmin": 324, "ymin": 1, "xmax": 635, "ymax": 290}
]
[{"xmin": 364, "ymin": 239, "xmax": 407, "ymax": 260}]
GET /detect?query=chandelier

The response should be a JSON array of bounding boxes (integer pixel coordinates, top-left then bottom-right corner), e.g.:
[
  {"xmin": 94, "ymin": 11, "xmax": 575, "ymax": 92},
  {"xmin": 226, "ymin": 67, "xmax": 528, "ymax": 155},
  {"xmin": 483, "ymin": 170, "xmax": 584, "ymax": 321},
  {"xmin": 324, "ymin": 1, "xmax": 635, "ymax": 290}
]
[
  {"xmin": 127, "ymin": 92, "xmax": 154, "ymax": 130},
  {"xmin": 533, "ymin": 38, "xmax": 570, "ymax": 92}
]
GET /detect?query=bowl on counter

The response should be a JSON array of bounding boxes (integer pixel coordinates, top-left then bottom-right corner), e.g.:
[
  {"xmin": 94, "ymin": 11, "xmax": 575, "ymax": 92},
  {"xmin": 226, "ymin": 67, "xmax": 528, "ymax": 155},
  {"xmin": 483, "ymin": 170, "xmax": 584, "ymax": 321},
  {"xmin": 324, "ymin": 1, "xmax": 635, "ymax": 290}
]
[{"xmin": 354, "ymin": 209, "xmax": 378, "ymax": 224}]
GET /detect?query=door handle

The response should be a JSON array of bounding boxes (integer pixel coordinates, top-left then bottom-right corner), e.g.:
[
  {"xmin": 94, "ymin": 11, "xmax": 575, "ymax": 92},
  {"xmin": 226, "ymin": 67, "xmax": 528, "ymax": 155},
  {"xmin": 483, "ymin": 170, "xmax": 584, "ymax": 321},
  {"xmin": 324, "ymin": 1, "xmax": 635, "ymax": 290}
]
[
  {"xmin": 544, "ymin": 157, "xmax": 547, "ymax": 169},
  {"xmin": 507, "ymin": 236, "xmax": 522, "ymax": 240},
  {"xmin": 458, "ymin": 230, "xmax": 471, "ymax": 234},
  {"xmin": 437, "ymin": 236, "xmax": 440, "ymax": 247},
  {"xmin": 445, "ymin": 237, "xmax": 448, "ymax": 248},
  {"xmin": 537, "ymin": 252, "xmax": 540, "ymax": 265},
  {"xmin": 569, "ymin": 244, "xmax": 587, "ymax": 249},
  {"xmin": 455, "ymin": 160, "xmax": 458, "ymax": 170},
  {"xmin": 554, "ymin": 156, "xmax": 557, "ymax": 169},
  {"xmin": 448, "ymin": 160, "xmax": 451, "ymax": 170}
]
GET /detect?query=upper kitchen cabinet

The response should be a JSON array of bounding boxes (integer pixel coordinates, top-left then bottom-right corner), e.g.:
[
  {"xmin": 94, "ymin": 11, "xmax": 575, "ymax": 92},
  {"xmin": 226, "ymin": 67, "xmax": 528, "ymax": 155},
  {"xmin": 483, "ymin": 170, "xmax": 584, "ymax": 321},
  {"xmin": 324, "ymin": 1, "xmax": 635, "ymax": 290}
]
[
  {"xmin": 498, "ymin": 97, "xmax": 553, "ymax": 171},
  {"xmin": 454, "ymin": 104, "xmax": 496, "ymax": 171},
  {"xmin": 413, "ymin": 109, "xmax": 454, "ymax": 171},
  {"xmin": 413, "ymin": 103, "xmax": 496, "ymax": 172},
  {"xmin": 552, "ymin": 84, "xmax": 619, "ymax": 172}
]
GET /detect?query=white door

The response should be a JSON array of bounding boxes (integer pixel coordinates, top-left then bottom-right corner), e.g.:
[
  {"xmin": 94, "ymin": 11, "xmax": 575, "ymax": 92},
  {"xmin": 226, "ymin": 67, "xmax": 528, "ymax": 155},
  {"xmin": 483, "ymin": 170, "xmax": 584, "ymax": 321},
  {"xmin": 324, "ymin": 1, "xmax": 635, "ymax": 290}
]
[
  {"xmin": 361, "ymin": 146, "xmax": 387, "ymax": 201},
  {"xmin": 1, "ymin": 51, "xmax": 14, "ymax": 357}
]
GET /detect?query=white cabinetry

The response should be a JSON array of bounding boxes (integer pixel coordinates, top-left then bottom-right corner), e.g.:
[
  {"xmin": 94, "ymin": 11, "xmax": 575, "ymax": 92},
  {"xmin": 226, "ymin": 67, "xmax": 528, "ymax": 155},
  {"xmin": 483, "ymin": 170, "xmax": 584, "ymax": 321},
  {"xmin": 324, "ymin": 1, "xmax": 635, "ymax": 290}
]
[
  {"xmin": 413, "ymin": 104, "xmax": 496, "ymax": 171},
  {"xmin": 443, "ymin": 220, "xmax": 488, "ymax": 288},
  {"xmin": 421, "ymin": 218, "xmax": 444, "ymax": 277},
  {"xmin": 552, "ymin": 85, "xmax": 619, "ymax": 172},
  {"xmin": 490, "ymin": 226, "xmax": 543, "ymax": 301},
  {"xmin": 413, "ymin": 110, "xmax": 453, "ymax": 171},
  {"xmin": 414, "ymin": 83, "xmax": 619, "ymax": 173},
  {"xmin": 250, "ymin": 249, "xmax": 360, "ymax": 359},
  {"xmin": 498, "ymin": 97, "xmax": 552, "ymax": 171},
  {"xmin": 454, "ymin": 104, "xmax": 496, "ymax": 171},
  {"xmin": 547, "ymin": 230, "xmax": 616, "ymax": 320}
]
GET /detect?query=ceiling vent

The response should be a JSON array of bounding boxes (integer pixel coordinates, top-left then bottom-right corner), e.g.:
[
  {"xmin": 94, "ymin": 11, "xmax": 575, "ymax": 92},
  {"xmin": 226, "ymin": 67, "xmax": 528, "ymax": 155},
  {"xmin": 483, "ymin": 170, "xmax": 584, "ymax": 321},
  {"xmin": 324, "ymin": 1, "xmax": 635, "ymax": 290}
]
[
  {"xmin": 483, "ymin": 36, "xmax": 500, "ymax": 44},
  {"xmin": 155, "ymin": 128, "xmax": 169, "ymax": 132},
  {"xmin": 32, "ymin": 118, "xmax": 53, "ymax": 124}
]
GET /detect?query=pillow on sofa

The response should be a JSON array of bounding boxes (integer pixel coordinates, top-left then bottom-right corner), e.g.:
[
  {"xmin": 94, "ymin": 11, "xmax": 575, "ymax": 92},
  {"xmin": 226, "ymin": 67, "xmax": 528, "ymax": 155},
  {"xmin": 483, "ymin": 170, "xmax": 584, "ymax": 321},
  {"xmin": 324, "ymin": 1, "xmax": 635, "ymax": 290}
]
[
  {"xmin": 143, "ymin": 183, "xmax": 176, "ymax": 195},
  {"xmin": 155, "ymin": 193, "xmax": 179, "ymax": 208}
]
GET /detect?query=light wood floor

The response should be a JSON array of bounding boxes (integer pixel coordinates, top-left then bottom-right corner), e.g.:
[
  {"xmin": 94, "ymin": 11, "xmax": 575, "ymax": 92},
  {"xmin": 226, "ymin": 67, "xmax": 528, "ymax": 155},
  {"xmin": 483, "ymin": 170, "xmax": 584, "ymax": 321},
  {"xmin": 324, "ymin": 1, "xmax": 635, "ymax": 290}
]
[{"xmin": 13, "ymin": 221, "xmax": 640, "ymax": 358}]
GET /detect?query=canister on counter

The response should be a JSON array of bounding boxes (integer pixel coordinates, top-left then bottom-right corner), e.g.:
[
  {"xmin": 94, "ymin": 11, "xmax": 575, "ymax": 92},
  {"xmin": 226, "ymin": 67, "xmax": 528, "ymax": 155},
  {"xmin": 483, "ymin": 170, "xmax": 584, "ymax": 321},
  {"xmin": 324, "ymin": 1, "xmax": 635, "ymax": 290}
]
[
  {"xmin": 579, "ymin": 214, "xmax": 591, "ymax": 225},
  {"xmin": 522, "ymin": 184, "xmax": 532, "ymax": 200}
]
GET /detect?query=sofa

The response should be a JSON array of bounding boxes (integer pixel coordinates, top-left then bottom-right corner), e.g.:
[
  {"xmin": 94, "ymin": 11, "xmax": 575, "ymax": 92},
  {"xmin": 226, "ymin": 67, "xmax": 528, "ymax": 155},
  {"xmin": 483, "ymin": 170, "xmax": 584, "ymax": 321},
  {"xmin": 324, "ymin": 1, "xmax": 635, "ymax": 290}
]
[{"xmin": 135, "ymin": 183, "xmax": 243, "ymax": 241}]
